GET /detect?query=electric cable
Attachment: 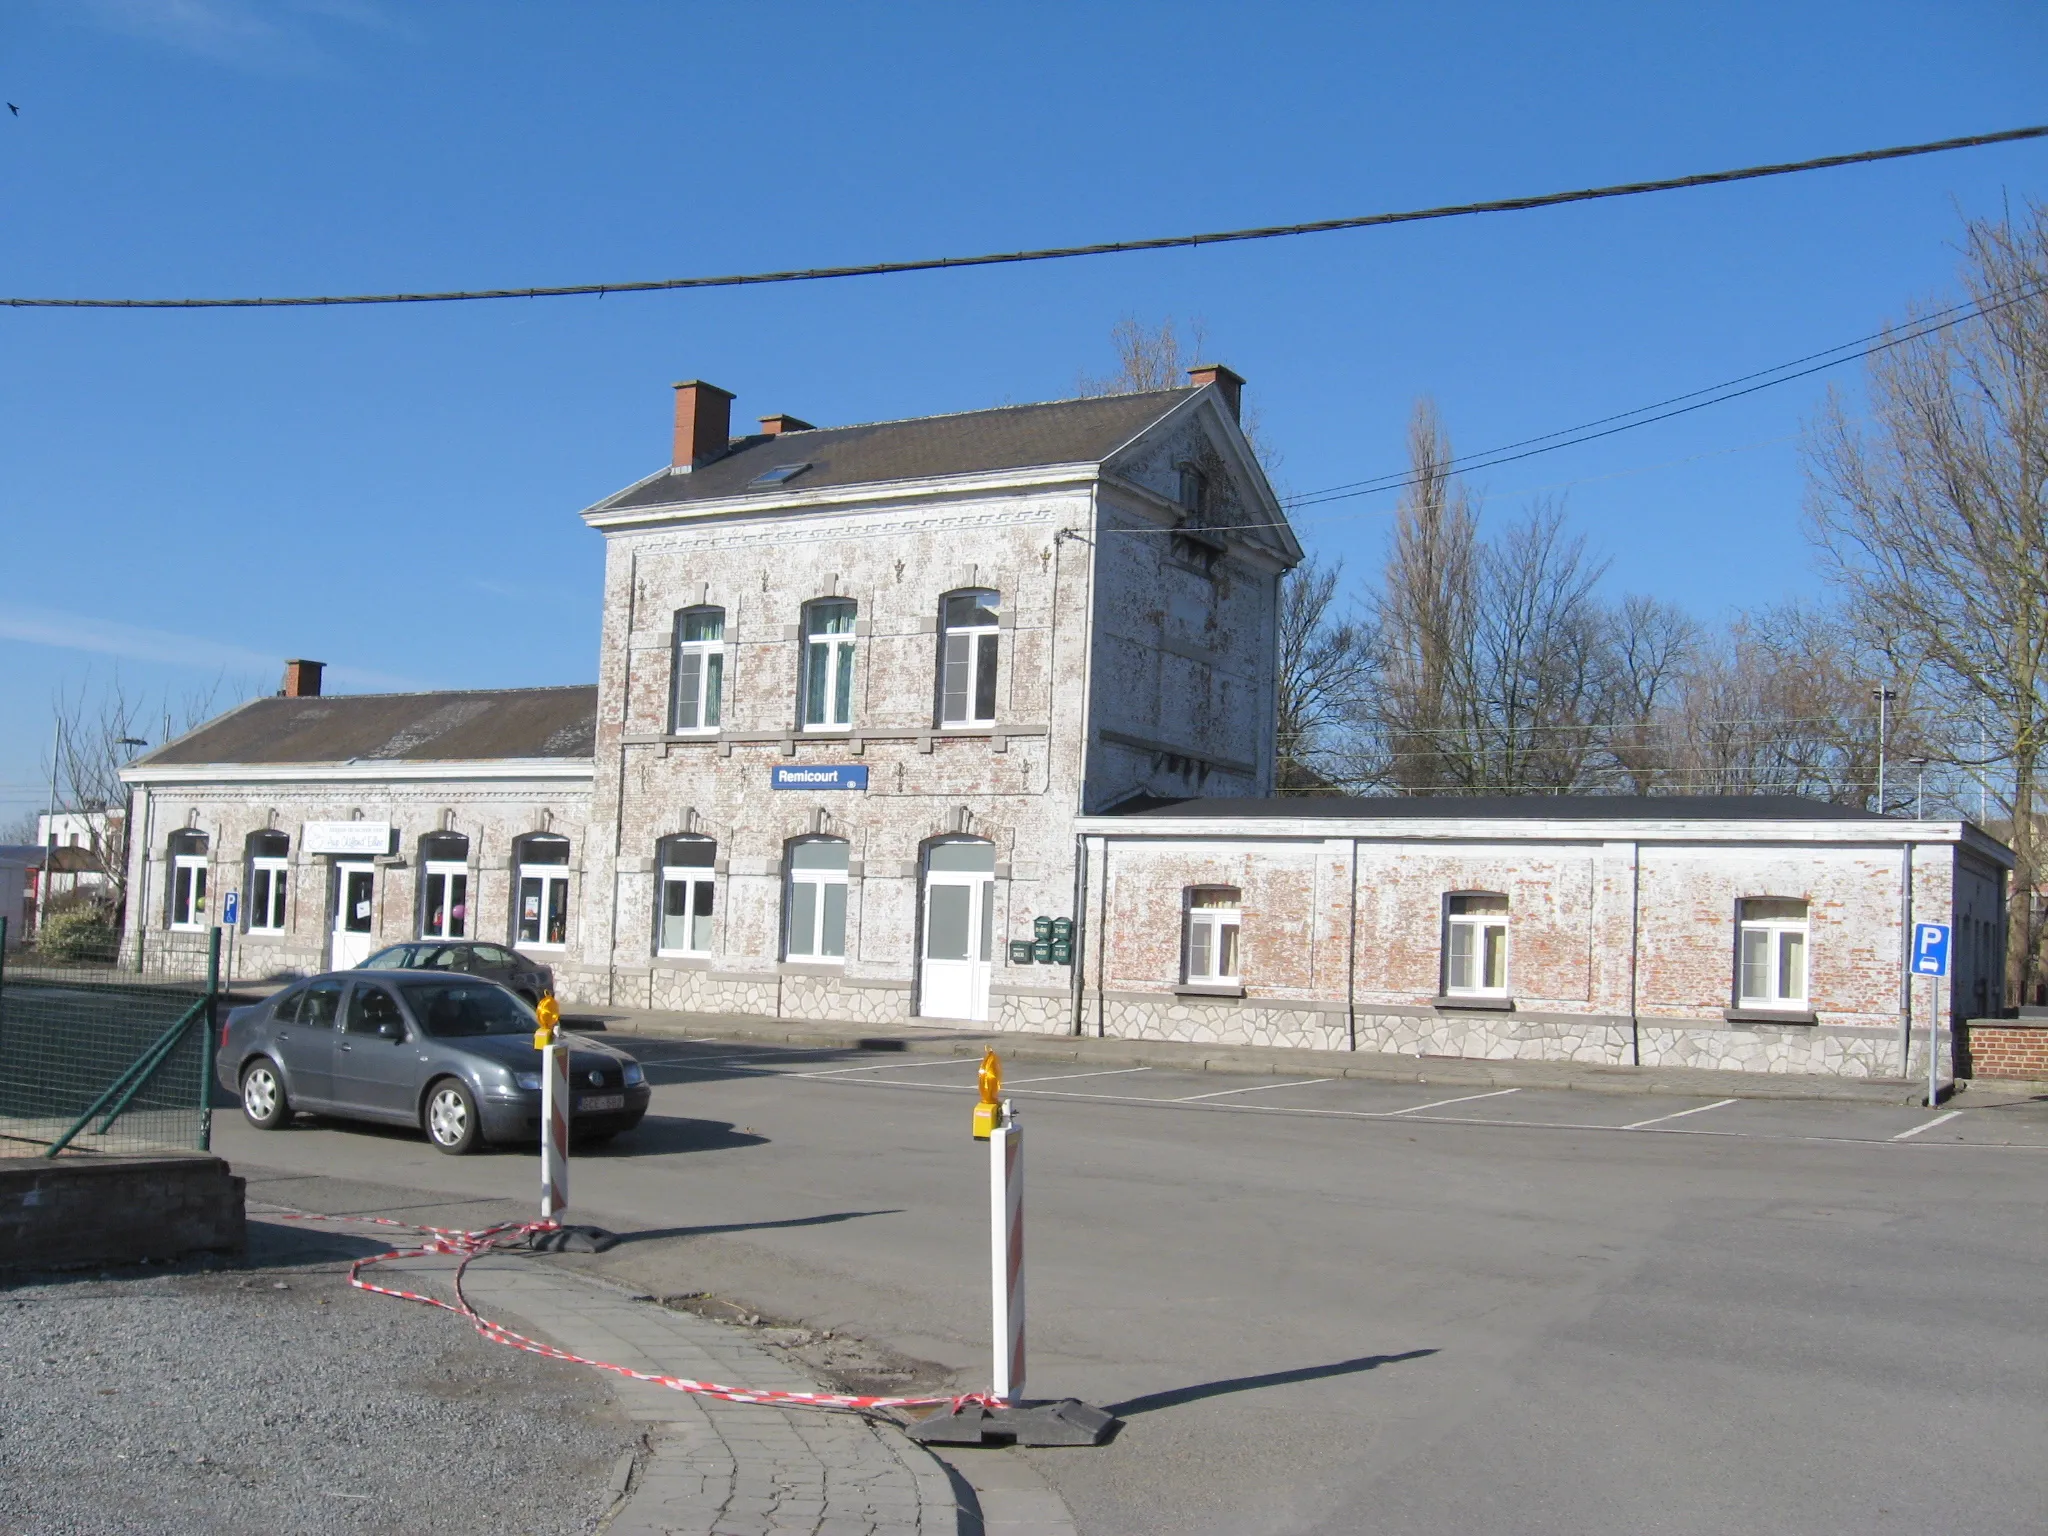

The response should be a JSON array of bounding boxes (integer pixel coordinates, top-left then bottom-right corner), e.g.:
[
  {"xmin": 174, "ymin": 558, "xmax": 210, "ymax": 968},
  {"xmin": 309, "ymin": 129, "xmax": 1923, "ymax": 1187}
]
[{"xmin": 3, "ymin": 124, "xmax": 2041, "ymax": 310}]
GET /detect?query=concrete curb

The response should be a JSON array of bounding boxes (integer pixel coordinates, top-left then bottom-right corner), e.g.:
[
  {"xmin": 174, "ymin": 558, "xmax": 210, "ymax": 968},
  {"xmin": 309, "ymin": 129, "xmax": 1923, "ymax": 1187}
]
[
  {"xmin": 585, "ymin": 1005, "xmax": 1937, "ymax": 1105},
  {"xmin": 451, "ymin": 1255, "xmax": 980, "ymax": 1535}
]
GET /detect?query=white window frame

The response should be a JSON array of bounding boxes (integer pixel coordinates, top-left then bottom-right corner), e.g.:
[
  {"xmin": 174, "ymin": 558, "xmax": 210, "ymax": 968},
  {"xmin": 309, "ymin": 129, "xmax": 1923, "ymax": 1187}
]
[
  {"xmin": 1444, "ymin": 893, "xmax": 1509, "ymax": 997},
  {"xmin": 671, "ymin": 606, "xmax": 726, "ymax": 734},
  {"xmin": 800, "ymin": 599, "xmax": 857, "ymax": 730},
  {"xmin": 657, "ymin": 838, "xmax": 718, "ymax": 957},
  {"xmin": 1184, "ymin": 887, "xmax": 1242, "ymax": 985},
  {"xmin": 939, "ymin": 589, "xmax": 1000, "ymax": 728},
  {"xmin": 785, "ymin": 839, "xmax": 850, "ymax": 960},
  {"xmin": 420, "ymin": 860, "xmax": 470, "ymax": 940},
  {"xmin": 248, "ymin": 857, "xmax": 289, "ymax": 934},
  {"xmin": 169, "ymin": 853, "xmax": 209, "ymax": 932},
  {"xmin": 1737, "ymin": 899, "xmax": 1809, "ymax": 1007}
]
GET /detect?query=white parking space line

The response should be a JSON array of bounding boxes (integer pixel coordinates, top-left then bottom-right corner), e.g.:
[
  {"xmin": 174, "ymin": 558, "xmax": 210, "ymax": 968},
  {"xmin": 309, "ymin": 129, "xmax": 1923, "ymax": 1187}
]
[
  {"xmin": 1007, "ymin": 1066, "xmax": 1154, "ymax": 1086},
  {"xmin": 1170, "ymin": 1077, "xmax": 1336, "ymax": 1103},
  {"xmin": 1391, "ymin": 1088, "xmax": 1520, "ymax": 1115},
  {"xmin": 1890, "ymin": 1109, "xmax": 1964, "ymax": 1141},
  {"xmin": 788, "ymin": 1057, "xmax": 984, "ymax": 1079},
  {"xmin": 1624, "ymin": 1098, "xmax": 1739, "ymax": 1130}
]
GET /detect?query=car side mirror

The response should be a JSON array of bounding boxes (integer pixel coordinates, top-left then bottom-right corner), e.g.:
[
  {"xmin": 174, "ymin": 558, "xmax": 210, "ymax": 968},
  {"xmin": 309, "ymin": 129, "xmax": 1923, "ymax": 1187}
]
[{"xmin": 377, "ymin": 1021, "xmax": 404, "ymax": 1041}]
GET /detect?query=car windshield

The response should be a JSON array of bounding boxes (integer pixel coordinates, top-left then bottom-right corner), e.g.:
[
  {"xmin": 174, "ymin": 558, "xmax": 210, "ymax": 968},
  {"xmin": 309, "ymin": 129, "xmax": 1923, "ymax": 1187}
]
[{"xmin": 397, "ymin": 981, "xmax": 535, "ymax": 1037}]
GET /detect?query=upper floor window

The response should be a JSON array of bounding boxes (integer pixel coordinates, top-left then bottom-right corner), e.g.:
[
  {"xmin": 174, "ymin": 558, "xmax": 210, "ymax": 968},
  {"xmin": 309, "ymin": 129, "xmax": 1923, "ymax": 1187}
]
[
  {"xmin": 168, "ymin": 829, "xmax": 209, "ymax": 931},
  {"xmin": 1185, "ymin": 886, "xmax": 1242, "ymax": 985},
  {"xmin": 801, "ymin": 599, "xmax": 856, "ymax": 729},
  {"xmin": 785, "ymin": 838, "xmax": 850, "ymax": 960},
  {"xmin": 1737, "ymin": 898, "xmax": 1807, "ymax": 1007},
  {"xmin": 246, "ymin": 830, "xmax": 289, "ymax": 934},
  {"xmin": 1444, "ymin": 892, "xmax": 1508, "ymax": 996},
  {"xmin": 940, "ymin": 589, "xmax": 1000, "ymax": 727},
  {"xmin": 671, "ymin": 606, "xmax": 726, "ymax": 733},
  {"xmin": 419, "ymin": 831, "xmax": 470, "ymax": 940},
  {"xmin": 657, "ymin": 835, "xmax": 717, "ymax": 957},
  {"xmin": 1177, "ymin": 464, "xmax": 1207, "ymax": 518}
]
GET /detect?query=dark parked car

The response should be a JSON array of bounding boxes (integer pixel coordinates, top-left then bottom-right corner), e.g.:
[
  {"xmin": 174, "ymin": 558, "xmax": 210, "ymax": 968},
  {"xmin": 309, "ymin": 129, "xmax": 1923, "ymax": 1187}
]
[
  {"xmin": 357, "ymin": 940, "xmax": 555, "ymax": 1002},
  {"xmin": 219, "ymin": 971, "xmax": 649, "ymax": 1154}
]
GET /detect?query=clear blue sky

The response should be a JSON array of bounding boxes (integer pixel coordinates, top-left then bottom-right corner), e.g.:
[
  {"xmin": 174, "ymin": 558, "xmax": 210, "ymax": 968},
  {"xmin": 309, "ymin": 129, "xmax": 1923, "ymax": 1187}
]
[{"xmin": 1, "ymin": 0, "xmax": 2043, "ymax": 821}]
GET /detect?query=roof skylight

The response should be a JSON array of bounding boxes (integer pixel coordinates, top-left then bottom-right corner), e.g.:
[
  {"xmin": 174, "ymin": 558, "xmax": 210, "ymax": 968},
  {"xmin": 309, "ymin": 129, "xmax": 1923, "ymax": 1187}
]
[{"xmin": 749, "ymin": 462, "xmax": 811, "ymax": 486}]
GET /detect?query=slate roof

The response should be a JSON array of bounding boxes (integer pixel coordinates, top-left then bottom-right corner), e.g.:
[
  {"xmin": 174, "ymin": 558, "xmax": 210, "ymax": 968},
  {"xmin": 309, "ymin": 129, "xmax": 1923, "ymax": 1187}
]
[
  {"xmin": 134, "ymin": 686, "xmax": 598, "ymax": 767},
  {"xmin": 1102, "ymin": 794, "xmax": 1892, "ymax": 822},
  {"xmin": 593, "ymin": 388, "xmax": 1200, "ymax": 513}
]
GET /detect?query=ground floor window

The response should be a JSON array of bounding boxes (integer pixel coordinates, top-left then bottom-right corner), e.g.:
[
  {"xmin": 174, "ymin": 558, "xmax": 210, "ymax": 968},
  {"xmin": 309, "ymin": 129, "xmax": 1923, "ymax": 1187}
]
[
  {"xmin": 1445, "ymin": 892, "xmax": 1509, "ymax": 996},
  {"xmin": 422, "ymin": 862, "xmax": 469, "ymax": 939},
  {"xmin": 1184, "ymin": 886, "xmax": 1242, "ymax": 984},
  {"xmin": 785, "ymin": 838, "xmax": 849, "ymax": 960},
  {"xmin": 517, "ymin": 871, "xmax": 570, "ymax": 948},
  {"xmin": 1737, "ymin": 898, "xmax": 1807, "ymax": 1006},
  {"xmin": 658, "ymin": 835, "xmax": 717, "ymax": 956},
  {"xmin": 168, "ymin": 830, "xmax": 209, "ymax": 931},
  {"xmin": 249, "ymin": 858, "xmax": 289, "ymax": 933}
]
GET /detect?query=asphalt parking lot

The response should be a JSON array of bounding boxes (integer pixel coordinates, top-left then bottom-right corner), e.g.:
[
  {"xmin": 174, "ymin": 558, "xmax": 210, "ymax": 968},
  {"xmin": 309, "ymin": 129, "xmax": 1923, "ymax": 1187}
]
[{"xmin": 221, "ymin": 1035, "xmax": 2048, "ymax": 1536}]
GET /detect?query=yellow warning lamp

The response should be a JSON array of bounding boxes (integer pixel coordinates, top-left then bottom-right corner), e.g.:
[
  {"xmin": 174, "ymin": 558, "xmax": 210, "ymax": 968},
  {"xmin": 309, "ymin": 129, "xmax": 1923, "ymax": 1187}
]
[
  {"xmin": 972, "ymin": 1050, "xmax": 1002, "ymax": 1140},
  {"xmin": 532, "ymin": 992, "xmax": 561, "ymax": 1050}
]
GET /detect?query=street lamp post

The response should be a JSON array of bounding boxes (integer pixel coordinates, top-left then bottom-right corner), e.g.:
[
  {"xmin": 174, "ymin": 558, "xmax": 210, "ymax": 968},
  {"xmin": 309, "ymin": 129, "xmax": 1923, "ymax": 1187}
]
[
  {"xmin": 1873, "ymin": 687, "xmax": 1899, "ymax": 812},
  {"xmin": 1909, "ymin": 756, "xmax": 1930, "ymax": 820}
]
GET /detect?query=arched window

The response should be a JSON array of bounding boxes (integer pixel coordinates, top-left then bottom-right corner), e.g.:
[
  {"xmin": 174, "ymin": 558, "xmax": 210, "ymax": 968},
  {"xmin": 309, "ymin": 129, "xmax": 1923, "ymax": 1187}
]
[
  {"xmin": 513, "ymin": 833, "xmax": 571, "ymax": 949},
  {"xmin": 167, "ymin": 830, "xmax": 209, "ymax": 931},
  {"xmin": 939, "ymin": 589, "xmax": 1000, "ymax": 727},
  {"xmin": 419, "ymin": 831, "xmax": 471, "ymax": 940},
  {"xmin": 1444, "ymin": 892, "xmax": 1509, "ymax": 996},
  {"xmin": 671, "ymin": 606, "xmax": 726, "ymax": 732},
  {"xmin": 1737, "ymin": 898, "xmax": 1808, "ymax": 1006},
  {"xmin": 245, "ymin": 830, "xmax": 290, "ymax": 934},
  {"xmin": 800, "ymin": 599, "xmax": 857, "ymax": 729},
  {"xmin": 1184, "ymin": 886, "xmax": 1241, "ymax": 985},
  {"xmin": 784, "ymin": 838, "xmax": 849, "ymax": 959},
  {"xmin": 657, "ymin": 835, "xmax": 717, "ymax": 956}
]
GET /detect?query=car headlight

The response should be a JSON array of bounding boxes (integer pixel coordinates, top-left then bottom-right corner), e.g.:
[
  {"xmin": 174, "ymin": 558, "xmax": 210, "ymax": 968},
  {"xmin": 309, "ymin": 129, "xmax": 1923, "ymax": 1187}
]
[
  {"xmin": 623, "ymin": 1062, "xmax": 645, "ymax": 1087},
  {"xmin": 514, "ymin": 1071, "xmax": 543, "ymax": 1091}
]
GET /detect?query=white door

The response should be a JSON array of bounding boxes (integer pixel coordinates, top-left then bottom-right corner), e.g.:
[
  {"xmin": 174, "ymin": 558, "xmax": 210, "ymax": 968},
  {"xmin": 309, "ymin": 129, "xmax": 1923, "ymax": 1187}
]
[
  {"xmin": 331, "ymin": 861, "xmax": 378, "ymax": 969},
  {"xmin": 919, "ymin": 840, "xmax": 995, "ymax": 1022}
]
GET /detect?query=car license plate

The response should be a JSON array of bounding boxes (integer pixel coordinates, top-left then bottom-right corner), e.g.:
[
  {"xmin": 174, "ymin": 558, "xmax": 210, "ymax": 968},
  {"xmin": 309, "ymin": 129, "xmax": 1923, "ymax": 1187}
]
[{"xmin": 576, "ymin": 1093, "xmax": 625, "ymax": 1113}]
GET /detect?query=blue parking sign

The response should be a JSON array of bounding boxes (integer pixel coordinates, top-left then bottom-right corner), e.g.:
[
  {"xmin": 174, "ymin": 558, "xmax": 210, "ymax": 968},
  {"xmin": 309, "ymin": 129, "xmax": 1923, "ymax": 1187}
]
[
  {"xmin": 1911, "ymin": 922, "xmax": 1951, "ymax": 977},
  {"xmin": 222, "ymin": 890, "xmax": 240, "ymax": 927}
]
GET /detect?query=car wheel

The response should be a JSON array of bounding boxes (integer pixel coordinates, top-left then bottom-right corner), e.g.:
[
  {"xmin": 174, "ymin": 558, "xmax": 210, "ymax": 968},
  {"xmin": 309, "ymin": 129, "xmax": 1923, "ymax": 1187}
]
[
  {"xmin": 240, "ymin": 1060, "xmax": 290, "ymax": 1130},
  {"xmin": 424, "ymin": 1078, "xmax": 483, "ymax": 1155}
]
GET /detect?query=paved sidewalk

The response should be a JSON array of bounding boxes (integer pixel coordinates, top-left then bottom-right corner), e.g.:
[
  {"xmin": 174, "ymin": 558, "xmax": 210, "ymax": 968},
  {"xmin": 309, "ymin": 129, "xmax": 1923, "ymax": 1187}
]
[
  {"xmin": 384, "ymin": 1248, "xmax": 973, "ymax": 1536},
  {"xmin": 577, "ymin": 1002, "xmax": 1940, "ymax": 1104}
]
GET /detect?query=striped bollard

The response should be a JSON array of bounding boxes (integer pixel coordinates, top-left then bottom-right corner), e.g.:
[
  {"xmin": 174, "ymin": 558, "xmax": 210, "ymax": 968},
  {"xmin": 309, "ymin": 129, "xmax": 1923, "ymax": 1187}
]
[
  {"xmin": 989, "ymin": 1099, "xmax": 1025, "ymax": 1405},
  {"xmin": 535, "ymin": 996, "xmax": 569, "ymax": 1222}
]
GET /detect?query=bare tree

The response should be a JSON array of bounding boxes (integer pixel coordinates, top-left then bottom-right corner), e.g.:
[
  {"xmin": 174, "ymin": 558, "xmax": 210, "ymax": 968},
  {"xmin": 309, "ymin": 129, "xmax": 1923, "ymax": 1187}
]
[
  {"xmin": 1601, "ymin": 596, "xmax": 1700, "ymax": 792},
  {"xmin": 1079, "ymin": 315, "xmax": 1281, "ymax": 477},
  {"xmin": 1805, "ymin": 202, "xmax": 2048, "ymax": 997},
  {"xmin": 1274, "ymin": 557, "xmax": 1374, "ymax": 792}
]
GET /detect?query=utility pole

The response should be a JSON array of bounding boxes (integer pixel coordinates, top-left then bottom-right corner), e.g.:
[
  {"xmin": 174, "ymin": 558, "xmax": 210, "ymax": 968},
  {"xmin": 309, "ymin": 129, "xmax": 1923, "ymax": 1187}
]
[
  {"xmin": 1873, "ymin": 687, "xmax": 1899, "ymax": 812},
  {"xmin": 1909, "ymin": 756, "xmax": 1930, "ymax": 819}
]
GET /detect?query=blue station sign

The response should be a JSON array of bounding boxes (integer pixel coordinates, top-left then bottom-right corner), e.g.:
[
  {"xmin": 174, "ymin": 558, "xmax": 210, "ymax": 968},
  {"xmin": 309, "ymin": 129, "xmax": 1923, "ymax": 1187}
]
[{"xmin": 771, "ymin": 764, "xmax": 869, "ymax": 791}]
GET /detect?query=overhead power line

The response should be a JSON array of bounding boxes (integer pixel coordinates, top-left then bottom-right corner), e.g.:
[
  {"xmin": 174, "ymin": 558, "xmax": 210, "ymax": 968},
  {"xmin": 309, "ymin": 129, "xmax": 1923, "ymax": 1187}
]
[{"xmin": 4, "ymin": 124, "xmax": 2043, "ymax": 311}]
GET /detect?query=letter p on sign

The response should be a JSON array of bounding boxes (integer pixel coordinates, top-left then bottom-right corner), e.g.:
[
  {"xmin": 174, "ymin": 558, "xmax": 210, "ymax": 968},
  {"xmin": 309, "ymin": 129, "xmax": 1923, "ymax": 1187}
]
[{"xmin": 1912, "ymin": 922, "xmax": 1952, "ymax": 977}]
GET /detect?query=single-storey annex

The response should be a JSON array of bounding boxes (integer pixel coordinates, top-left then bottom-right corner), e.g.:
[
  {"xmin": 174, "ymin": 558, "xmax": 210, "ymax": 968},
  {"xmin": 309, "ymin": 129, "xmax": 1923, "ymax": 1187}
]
[{"xmin": 118, "ymin": 369, "xmax": 2013, "ymax": 1078}]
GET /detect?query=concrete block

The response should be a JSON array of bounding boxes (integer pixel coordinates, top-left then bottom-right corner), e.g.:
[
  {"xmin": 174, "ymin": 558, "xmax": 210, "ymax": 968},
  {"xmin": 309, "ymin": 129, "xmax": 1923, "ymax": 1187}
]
[{"xmin": 0, "ymin": 1153, "xmax": 245, "ymax": 1269}]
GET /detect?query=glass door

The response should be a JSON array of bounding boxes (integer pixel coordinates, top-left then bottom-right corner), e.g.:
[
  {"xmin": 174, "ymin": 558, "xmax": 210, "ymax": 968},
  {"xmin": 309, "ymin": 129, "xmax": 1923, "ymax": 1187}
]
[
  {"xmin": 918, "ymin": 840, "xmax": 995, "ymax": 1021},
  {"xmin": 331, "ymin": 862, "xmax": 378, "ymax": 969}
]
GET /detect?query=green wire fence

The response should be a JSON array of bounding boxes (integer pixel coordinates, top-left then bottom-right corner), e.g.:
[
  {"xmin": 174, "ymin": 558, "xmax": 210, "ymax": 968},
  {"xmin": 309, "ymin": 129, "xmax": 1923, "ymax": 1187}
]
[{"xmin": 0, "ymin": 919, "xmax": 220, "ymax": 1157}]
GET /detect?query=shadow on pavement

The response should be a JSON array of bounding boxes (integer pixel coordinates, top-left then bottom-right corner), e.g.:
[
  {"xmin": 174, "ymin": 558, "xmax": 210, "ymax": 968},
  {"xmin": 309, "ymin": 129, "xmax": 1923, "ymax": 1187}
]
[
  {"xmin": 607, "ymin": 1207, "xmax": 904, "ymax": 1246},
  {"xmin": 1108, "ymin": 1348, "xmax": 1439, "ymax": 1417}
]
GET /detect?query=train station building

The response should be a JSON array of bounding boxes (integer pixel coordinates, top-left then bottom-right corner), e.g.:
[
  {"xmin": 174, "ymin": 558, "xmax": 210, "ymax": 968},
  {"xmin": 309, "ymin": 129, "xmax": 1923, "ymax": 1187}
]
[{"xmin": 119, "ymin": 369, "xmax": 2011, "ymax": 1077}]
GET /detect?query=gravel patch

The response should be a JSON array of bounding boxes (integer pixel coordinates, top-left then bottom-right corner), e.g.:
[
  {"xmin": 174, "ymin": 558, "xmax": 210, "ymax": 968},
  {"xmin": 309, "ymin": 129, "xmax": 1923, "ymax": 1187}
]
[{"xmin": 0, "ymin": 1231, "xmax": 631, "ymax": 1536}]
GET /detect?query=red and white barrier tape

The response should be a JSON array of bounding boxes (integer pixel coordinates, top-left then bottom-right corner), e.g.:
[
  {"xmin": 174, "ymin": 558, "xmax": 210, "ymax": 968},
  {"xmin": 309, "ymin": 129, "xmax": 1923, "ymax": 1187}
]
[{"xmin": 273, "ymin": 1211, "xmax": 997, "ymax": 1414}]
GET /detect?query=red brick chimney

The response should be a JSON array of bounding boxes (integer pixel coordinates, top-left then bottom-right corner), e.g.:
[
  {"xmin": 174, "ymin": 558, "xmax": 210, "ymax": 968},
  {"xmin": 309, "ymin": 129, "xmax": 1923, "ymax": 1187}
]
[
  {"xmin": 672, "ymin": 380, "xmax": 736, "ymax": 470},
  {"xmin": 282, "ymin": 659, "xmax": 324, "ymax": 698},
  {"xmin": 1186, "ymin": 363, "xmax": 1245, "ymax": 421},
  {"xmin": 757, "ymin": 414, "xmax": 815, "ymax": 436}
]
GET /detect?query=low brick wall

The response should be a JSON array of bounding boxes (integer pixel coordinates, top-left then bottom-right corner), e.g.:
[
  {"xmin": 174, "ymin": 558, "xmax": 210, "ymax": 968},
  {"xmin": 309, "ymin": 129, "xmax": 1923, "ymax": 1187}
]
[
  {"xmin": 1958, "ymin": 1018, "xmax": 2048, "ymax": 1081},
  {"xmin": 0, "ymin": 1154, "xmax": 246, "ymax": 1270}
]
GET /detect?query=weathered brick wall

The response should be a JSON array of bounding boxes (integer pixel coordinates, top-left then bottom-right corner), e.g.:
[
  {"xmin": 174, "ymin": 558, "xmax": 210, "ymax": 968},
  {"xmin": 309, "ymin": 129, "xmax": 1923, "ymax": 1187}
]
[
  {"xmin": 1958, "ymin": 1021, "xmax": 2048, "ymax": 1080},
  {"xmin": 121, "ymin": 775, "xmax": 593, "ymax": 986}
]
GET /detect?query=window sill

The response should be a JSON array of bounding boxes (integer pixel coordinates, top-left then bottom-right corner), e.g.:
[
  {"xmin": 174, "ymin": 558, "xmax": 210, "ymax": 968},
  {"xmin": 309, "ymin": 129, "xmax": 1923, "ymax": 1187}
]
[
  {"xmin": 1432, "ymin": 994, "xmax": 1515, "ymax": 1012},
  {"xmin": 1723, "ymin": 1006, "xmax": 1818, "ymax": 1026},
  {"xmin": 1175, "ymin": 982, "xmax": 1245, "ymax": 999},
  {"xmin": 653, "ymin": 954, "xmax": 714, "ymax": 970},
  {"xmin": 779, "ymin": 960, "xmax": 845, "ymax": 975}
]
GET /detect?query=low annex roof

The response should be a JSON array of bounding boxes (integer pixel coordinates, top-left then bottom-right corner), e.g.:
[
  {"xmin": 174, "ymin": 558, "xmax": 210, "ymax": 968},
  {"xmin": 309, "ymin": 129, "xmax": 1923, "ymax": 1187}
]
[
  {"xmin": 592, "ymin": 388, "xmax": 1199, "ymax": 513},
  {"xmin": 132, "ymin": 686, "xmax": 598, "ymax": 767},
  {"xmin": 1104, "ymin": 793, "xmax": 1892, "ymax": 822}
]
